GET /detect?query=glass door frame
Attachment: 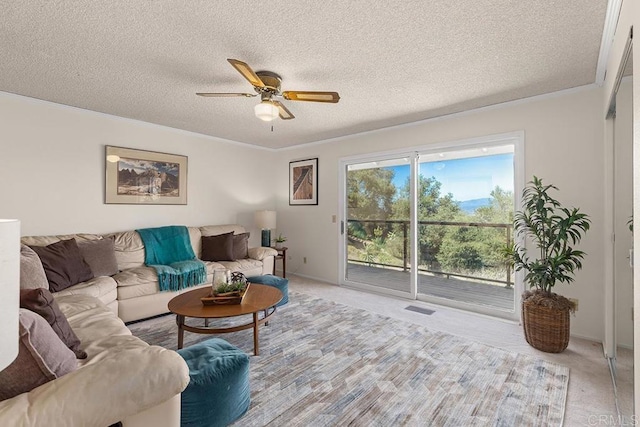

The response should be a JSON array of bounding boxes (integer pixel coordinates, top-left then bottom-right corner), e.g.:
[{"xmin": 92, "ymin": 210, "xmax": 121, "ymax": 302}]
[
  {"xmin": 338, "ymin": 150, "xmax": 419, "ymax": 300},
  {"xmin": 338, "ymin": 131, "xmax": 525, "ymax": 321},
  {"xmin": 413, "ymin": 134, "xmax": 525, "ymax": 320}
]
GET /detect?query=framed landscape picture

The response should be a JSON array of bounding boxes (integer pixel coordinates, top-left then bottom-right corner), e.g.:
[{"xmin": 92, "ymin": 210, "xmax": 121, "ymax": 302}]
[
  {"xmin": 105, "ymin": 146, "xmax": 187, "ymax": 205},
  {"xmin": 289, "ymin": 158, "xmax": 318, "ymax": 205}
]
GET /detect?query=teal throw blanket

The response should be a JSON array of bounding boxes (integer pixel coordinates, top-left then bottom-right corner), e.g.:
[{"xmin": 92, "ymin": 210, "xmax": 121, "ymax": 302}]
[{"xmin": 136, "ymin": 225, "xmax": 207, "ymax": 292}]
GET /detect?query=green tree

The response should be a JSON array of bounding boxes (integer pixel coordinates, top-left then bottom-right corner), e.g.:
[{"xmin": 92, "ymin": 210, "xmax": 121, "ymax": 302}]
[
  {"xmin": 437, "ymin": 186, "xmax": 514, "ymax": 277},
  {"xmin": 347, "ymin": 168, "xmax": 396, "ymax": 240},
  {"xmin": 392, "ymin": 175, "xmax": 461, "ymax": 268},
  {"xmin": 474, "ymin": 186, "xmax": 514, "ymax": 224}
]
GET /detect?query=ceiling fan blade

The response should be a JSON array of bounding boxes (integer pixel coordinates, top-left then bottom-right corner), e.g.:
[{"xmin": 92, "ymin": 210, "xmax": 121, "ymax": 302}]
[
  {"xmin": 196, "ymin": 92, "xmax": 256, "ymax": 97},
  {"xmin": 273, "ymin": 100, "xmax": 295, "ymax": 120},
  {"xmin": 282, "ymin": 91, "xmax": 340, "ymax": 103},
  {"xmin": 227, "ymin": 59, "xmax": 265, "ymax": 88}
]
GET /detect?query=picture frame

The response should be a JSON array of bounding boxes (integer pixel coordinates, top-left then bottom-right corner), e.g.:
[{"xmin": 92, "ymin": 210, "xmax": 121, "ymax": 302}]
[
  {"xmin": 289, "ymin": 158, "xmax": 318, "ymax": 205},
  {"xmin": 105, "ymin": 146, "xmax": 187, "ymax": 205}
]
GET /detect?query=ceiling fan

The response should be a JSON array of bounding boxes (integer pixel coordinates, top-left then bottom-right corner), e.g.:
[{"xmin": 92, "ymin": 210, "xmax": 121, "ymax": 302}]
[{"xmin": 197, "ymin": 59, "xmax": 340, "ymax": 121}]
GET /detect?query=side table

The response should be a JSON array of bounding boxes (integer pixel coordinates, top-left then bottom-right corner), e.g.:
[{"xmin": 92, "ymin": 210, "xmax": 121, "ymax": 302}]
[{"xmin": 272, "ymin": 246, "xmax": 287, "ymax": 278}]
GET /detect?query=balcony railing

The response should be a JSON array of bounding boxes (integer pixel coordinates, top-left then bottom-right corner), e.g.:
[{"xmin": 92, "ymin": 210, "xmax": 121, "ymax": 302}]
[{"xmin": 347, "ymin": 219, "xmax": 513, "ymax": 287}]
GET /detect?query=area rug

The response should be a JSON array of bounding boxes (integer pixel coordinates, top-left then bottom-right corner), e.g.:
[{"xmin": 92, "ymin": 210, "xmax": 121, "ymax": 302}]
[{"xmin": 128, "ymin": 292, "xmax": 569, "ymax": 426}]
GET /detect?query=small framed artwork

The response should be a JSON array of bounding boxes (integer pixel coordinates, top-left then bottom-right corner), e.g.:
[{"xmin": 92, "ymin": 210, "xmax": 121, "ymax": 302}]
[
  {"xmin": 289, "ymin": 158, "xmax": 318, "ymax": 205},
  {"xmin": 105, "ymin": 146, "xmax": 187, "ymax": 205}
]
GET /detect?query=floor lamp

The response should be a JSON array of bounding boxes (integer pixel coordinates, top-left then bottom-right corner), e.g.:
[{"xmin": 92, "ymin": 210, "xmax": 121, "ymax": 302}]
[
  {"xmin": 255, "ymin": 210, "xmax": 276, "ymax": 248},
  {"xmin": 0, "ymin": 219, "xmax": 20, "ymax": 370}
]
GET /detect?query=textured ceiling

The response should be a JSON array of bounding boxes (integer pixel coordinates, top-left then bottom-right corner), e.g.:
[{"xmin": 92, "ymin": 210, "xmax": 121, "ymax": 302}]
[{"xmin": 0, "ymin": 1, "xmax": 608, "ymax": 149}]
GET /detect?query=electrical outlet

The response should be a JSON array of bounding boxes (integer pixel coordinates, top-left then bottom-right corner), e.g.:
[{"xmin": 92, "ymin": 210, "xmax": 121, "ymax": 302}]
[
  {"xmin": 569, "ymin": 298, "xmax": 579, "ymax": 311},
  {"xmin": 332, "ymin": 215, "xmax": 337, "ymax": 223},
  {"xmin": 288, "ymin": 255, "xmax": 292, "ymax": 260},
  {"xmin": 303, "ymin": 257, "xmax": 307, "ymax": 264}
]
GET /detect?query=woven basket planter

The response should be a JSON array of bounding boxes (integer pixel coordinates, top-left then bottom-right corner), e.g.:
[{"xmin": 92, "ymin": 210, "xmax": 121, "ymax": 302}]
[{"xmin": 522, "ymin": 299, "xmax": 571, "ymax": 353}]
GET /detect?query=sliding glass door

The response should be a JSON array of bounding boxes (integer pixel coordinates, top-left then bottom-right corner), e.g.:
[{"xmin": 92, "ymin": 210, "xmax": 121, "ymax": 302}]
[
  {"xmin": 415, "ymin": 145, "xmax": 516, "ymax": 314},
  {"xmin": 343, "ymin": 157, "xmax": 413, "ymax": 297},
  {"xmin": 339, "ymin": 133, "xmax": 523, "ymax": 319}
]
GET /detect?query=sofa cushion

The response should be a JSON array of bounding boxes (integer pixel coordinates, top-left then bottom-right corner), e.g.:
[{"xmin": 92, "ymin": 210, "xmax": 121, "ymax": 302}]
[
  {"xmin": 115, "ymin": 265, "xmax": 216, "ymax": 300},
  {"xmin": 232, "ymin": 233, "xmax": 250, "ymax": 260},
  {"xmin": 247, "ymin": 246, "xmax": 278, "ymax": 261},
  {"xmin": 109, "ymin": 230, "xmax": 146, "ymax": 271},
  {"xmin": 53, "ymin": 276, "xmax": 118, "ymax": 306},
  {"xmin": 117, "ymin": 281, "xmax": 163, "ymax": 301},
  {"xmin": 20, "ymin": 288, "xmax": 87, "ymax": 359},
  {"xmin": 199, "ymin": 224, "xmax": 246, "ymax": 238},
  {"xmin": 201, "ymin": 232, "xmax": 234, "ymax": 262},
  {"xmin": 19, "ymin": 244, "xmax": 49, "ymax": 290},
  {"xmin": 217, "ymin": 259, "xmax": 264, "ymax": 277},
  {"xmin": 21, "ymin": 233, "xmax": 102, "ymax": 247},
  {"xmin": 55, "ymin": 294, "xmax": 135, "ymax": 362},
  {"xmin": 78, "ymin": 238, "xmax": 119, "ymax": 277},
  {"xmin": 0, "ymin": 309, "xmax": 77, "ymax": 402},
  {"xmin": 29, "ymin": 239, "xmax": 93, "ymax": 292},
  {"xmin": 109, "ymin": 228, "xmax": 203, "ymax": 271}
]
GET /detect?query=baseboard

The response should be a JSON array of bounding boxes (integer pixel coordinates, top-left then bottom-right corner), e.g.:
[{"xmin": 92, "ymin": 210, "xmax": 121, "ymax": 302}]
[
  {"xmin": 289, "ymin": 272, "xmax": 337, "ymax": 285},
  {"xmin": 569, "ymin": 332, "xmax": 602, "ymax": 344}
]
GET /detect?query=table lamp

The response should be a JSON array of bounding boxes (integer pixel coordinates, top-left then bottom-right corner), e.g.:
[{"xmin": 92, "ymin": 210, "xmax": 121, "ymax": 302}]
[
  {"xmin": 254, "ymin": 210, "xmax": 276, "ymax": 247},
  {"xmin": 0, "ymin": 219, "xmax": 20, "ymax": 370}
]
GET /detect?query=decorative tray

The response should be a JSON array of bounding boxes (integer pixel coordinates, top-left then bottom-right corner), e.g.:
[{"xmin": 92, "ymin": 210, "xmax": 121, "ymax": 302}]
[{"xmin": 201, "ymin": 283, "xmax": 250, "ymax": 305}]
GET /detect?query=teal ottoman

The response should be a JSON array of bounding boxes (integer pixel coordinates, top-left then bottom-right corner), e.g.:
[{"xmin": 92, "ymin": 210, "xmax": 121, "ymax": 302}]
[
  {"xmin": 177, "ymin": 338, "xmax": 250, "ymax": 427},
  {"xmin": 247, "ymin": 274, "xmax": 289, "ymax": 306}
]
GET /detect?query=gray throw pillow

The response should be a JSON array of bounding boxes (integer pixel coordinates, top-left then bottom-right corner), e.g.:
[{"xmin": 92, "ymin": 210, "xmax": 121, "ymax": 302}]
[
  {"xmin": 20, "ymin": 288, "xmax": 87, "ymax": 359},
  {"xmin": 77, "ymin": 238, "xmax": 119, "ymax": 277},
  {"xmin": 20, "ymin": 245, "xmax": 49, "ymax": 290},
  {"xmin": 29, "ymin": 239, "xmax": 93, "ymax": 292},
  {"xmin": 0, "ymin": 309, "xmax": 77, "ymax": 402},
  {"xmin": 232, "ymin": 233, "xmax": 250, "ymax": 260}
]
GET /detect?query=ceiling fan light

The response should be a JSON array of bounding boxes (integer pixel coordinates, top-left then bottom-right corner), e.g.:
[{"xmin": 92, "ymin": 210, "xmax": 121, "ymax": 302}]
[{"xmin": 254, "ymin": 101, "xmax": 279, "ymax": 121}]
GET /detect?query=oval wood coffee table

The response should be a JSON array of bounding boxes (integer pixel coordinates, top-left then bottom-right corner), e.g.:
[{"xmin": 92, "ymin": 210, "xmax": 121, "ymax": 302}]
[{"xmin": 168, "ymin": 284, "xmax": 282, "ymax": 355}]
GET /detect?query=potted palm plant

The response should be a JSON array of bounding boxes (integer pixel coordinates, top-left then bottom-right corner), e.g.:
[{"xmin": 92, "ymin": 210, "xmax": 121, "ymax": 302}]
[{"xmin": 509, "ymin": 176, "xmax": 590, "ymax": 353}]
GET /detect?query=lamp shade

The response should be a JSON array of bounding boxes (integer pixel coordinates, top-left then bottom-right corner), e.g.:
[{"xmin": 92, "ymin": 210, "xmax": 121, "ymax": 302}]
[
  {"xmin": 0, "ymin": 219, "xmax": 20, "ymax": 370},
  {"xmin": 254, "ymin": 210, "xmax": 276, "ymax": 230},
  {"xmin": 254, "ymin": 101, "xmax": 279, "ymax": 122}
]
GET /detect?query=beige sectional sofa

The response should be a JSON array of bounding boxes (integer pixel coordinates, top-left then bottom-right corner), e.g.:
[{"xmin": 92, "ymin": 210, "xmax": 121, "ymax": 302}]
[
  {"xmin": 0, "ymin": 294, "xmax": 190, "ymax": 426},
  {"xmin": 21, "ymin": 224, "xmax": 277, "ymax": 323},
  {"xmin": 1, "ymin": 223, "xmax": 277, "ymax": 426}
]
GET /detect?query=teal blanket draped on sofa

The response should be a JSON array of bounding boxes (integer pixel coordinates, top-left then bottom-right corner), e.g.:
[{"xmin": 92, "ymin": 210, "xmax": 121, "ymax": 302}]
[{"xmin": 136, "ymin": 225, "xmax": 207, "ymax": 292}]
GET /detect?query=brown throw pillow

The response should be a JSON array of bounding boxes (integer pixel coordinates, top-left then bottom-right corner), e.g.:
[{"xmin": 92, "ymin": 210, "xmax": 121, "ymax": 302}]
[
  {"xmin": 77, "ymin": 238, "xmax": 119, "ymax": 277},
  {"xmin": 20, "ymin": 288, "xmax": 87, "ymax": 359},
  {"xmin": 232, "ymin": 233, "xmax": 250, "ymax": 260},
  {"xmin": 201, "ymin": 232, "xmax": 234, "ymax": 261},
  {"xmin": 20, "ymin": 245, "xmax": 49, "ymax": 290},
  {"xmin": 0, "ymin": 309, "xmax": 77, "ymax": 402},
  {"xmin": 29, "ymin": 239, "xmax": 93, "ymax": 292}
]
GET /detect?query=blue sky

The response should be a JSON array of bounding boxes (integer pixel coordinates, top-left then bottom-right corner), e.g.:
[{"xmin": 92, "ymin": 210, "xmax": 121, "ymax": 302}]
[{"xmin": 388, "ymin": 153, "xmax": 514, "ymax": 202}]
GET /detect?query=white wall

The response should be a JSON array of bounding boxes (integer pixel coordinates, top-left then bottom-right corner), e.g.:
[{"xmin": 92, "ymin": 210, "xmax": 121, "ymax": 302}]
[
  {"xmin": 0, "ymin": 92, "xmax": 276, "ymax": 247},
  {"xmin": 275, "ymin": 86, "xmax": 606, "ymax": 341}
]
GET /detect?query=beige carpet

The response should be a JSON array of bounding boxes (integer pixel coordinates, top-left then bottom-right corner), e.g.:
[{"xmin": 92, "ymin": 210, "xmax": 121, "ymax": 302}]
[{"xmin": 128, "ymin": 292, "xmax": 569, "ymax": 426}]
